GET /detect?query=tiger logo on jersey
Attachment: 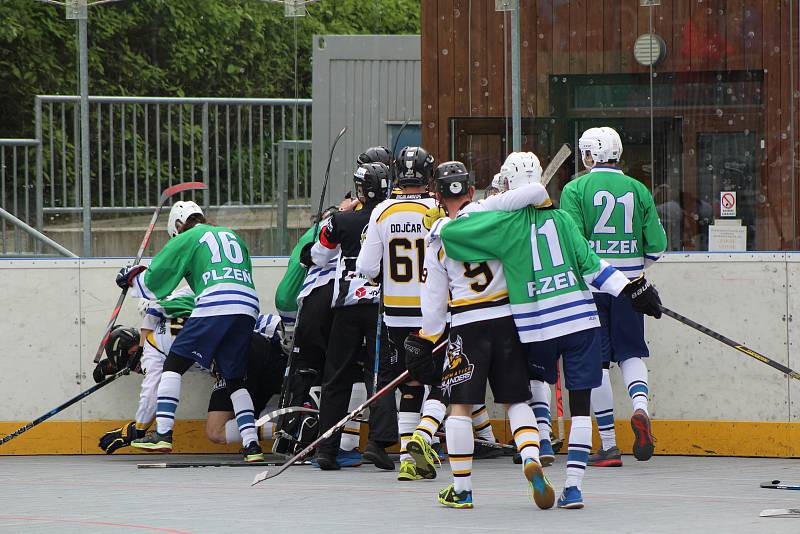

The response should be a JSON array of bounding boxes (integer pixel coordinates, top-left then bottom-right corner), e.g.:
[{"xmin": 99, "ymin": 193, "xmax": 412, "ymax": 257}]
[{"xmin": 440, "ymin": 335, "xmax": 474, "ymax": 395}]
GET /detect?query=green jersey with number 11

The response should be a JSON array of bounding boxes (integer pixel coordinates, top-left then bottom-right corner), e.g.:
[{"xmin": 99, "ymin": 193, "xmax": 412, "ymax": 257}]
[
  {"xmin": 130, "ymin": 224, "xmax": 259, "ymax": 319},
  {"xmin": 440, "ymin": 207, "xmax": 629, "ymax": 342},
  {"xmin": 559, "ymin": 167, "xmax": 667, "ymax": 278}
]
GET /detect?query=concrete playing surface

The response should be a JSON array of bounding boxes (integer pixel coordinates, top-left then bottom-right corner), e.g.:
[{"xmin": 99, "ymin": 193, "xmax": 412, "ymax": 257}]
[{"xmin": 1, "ymin": 455, "xmax": 799, "ymax": 533}]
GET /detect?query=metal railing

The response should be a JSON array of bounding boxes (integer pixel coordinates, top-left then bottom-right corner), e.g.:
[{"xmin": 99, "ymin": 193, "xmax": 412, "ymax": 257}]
[
  {"xmin": 1, "ymin": 96, "xmax": 312, "ymax": 256},
  {"xmin": 0, "ymin": 139, "xmax": 42, "ymax": 255}
]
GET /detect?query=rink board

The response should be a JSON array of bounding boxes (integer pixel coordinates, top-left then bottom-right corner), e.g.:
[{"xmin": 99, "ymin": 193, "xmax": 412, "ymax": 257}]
[{"xmin": 1, "ymin": 254, "xmax": 800, "ymax": 456}]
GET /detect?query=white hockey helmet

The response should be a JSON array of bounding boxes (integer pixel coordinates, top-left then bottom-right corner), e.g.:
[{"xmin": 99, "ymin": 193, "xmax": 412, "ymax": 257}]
[
  {"xmin": 167, "ymin": 200, "xmax": 203, "ymax": 237},
  {"xmin": 578, "ymin": 127, "xmax": 623, "ymax": 165},
  {"xmin": 490, "ymin": 172, "xmax": 503, "ymax": 190},
  {"xmin": 498, "ymin": 152, "xmax": 543, "ymax": 191}
]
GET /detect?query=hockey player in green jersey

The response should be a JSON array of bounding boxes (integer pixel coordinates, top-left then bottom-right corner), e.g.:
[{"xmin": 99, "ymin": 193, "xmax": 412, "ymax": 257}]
[
  {"xmin": 438, "ymin": 163, "xmax": 662, "ymax": 509},
  {"xmin": 559, "ymin": 127, "xmax": 668, "ymax": 467},
  {"xmin": 405, "ymin": 160, "xmax": 556, "ymax": 510},
  {"xmin": 116, "ymin": 200, "xmax": 264, "ymax": 462}
]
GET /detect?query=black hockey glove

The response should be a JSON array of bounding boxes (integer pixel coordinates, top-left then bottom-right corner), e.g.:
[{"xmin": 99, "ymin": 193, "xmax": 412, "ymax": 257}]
[
  {"xmin": 299, "ymin": 242, "xmax": 315, "ymax": 269},
  {"xmin": 98, "ymin": 421, "xmax": 145, "ymax": 454},
  {"xmin": 128, "ymin": 346, "xmax": 143, "ymax": 373},
  {"xmin": 622, "ymin": 275, "xmax": 662, "ymax": 319},
  {"xmin": 404, "ymin": 333, "xmax": 438, "ymax": 385},
  {"xmin": 115, "ymin": 264, "xmax": 147, "ymax": 289},
  {"xmin": 93, "ymin": 358, "xmax": 117, "ymax": 383}
]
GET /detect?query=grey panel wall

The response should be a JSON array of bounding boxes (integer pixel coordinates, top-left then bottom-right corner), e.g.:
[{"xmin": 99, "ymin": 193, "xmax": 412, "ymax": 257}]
[{"xmin": 312, "ymin": 35, "xmax": 421, "ymax": 209}]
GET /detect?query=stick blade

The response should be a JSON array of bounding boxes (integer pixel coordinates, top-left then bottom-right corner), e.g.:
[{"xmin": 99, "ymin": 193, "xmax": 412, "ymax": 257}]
[
  {"xmin": 137, "ymin": 463, "xmax": 167, "ymax": 469},
  {"xmin": 159, "ymin": 181, "xmax": 209, "ymax": 203},
  {"xmin": 760, "ymin": 508, "xmax": 800, "ymax": 517},
  {"xmin": 251, "ymin": 469, "xmax": 273, "ymax": 486},
  {"xmin": 541, "ymin": 143, "xmax": 572, "ymax": 187}
]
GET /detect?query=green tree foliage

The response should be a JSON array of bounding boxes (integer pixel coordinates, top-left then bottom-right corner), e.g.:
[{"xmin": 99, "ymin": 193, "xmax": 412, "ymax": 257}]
[{"xmin": 0, "ymin": 0, "xmax": 420, "ymax": 137}]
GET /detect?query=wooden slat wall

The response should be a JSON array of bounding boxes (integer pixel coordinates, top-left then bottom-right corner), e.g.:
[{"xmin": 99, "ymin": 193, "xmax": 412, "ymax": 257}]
[{"xmin": 421, "ymin": 0, "xmax": 798, "ymax": 249}]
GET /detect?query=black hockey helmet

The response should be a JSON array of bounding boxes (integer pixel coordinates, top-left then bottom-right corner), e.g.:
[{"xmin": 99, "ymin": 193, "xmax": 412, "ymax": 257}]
[
  {"xmin": 395, "ymin": 146, "xmax": 435, "ymax": 187},
  {"xmin": 354, "ymin": 162, "xmax": 390, "ymax": 202},
  {"xmin": 104, "ymin": 325, "xmax": 140, "ymax": 370},
  {"xmin": 357, "ymin": 146, "xmax": 393, "ymax": 167},
  {"xmin": 433, "ymin": 161, "xmax": 472, "ymax": 198}
]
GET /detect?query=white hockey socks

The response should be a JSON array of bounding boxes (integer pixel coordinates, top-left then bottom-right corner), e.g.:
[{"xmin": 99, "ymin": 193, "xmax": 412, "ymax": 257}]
[
  {"xmin": 591, "ymin": 368, "xmax": 616, "ymax": 450},
  {"xmin": 508, "ymin": 402, "xmax": 540, "ymax": 465},
  {"xmin": 155, "ymin": 371, "xmax": 182, "ymax": 434},
  {"xmin": 530, "ymin": 380, "xmax": 552, "ymax": 444},
  {"xmin": 398, "ymin": 412, "xmax": 419, "ymax": 462},
  {"xmin": 230, "ymin": 388, "xmax": 258, "ymax": 446},
  {"xmin": 621, "ymin": 358, "xmax": 649, "ymax": 415},
  {"xmin": 565, "ymin": 416, "xmax": 592, "ymax": 489},
  {"xmin": 446, "ymin": 415, "xmax": 474, "ymax": 493},
  {"xmin": 416, "ymin": 399, "xmax": 446, "ymax": 444},
  {"xmin": 471, "ymin": 404, "xmax": 496, "ymax": 442},
  {"xmin": 341, "ymin": 382, "xmax": 367, "ymax": 452}
]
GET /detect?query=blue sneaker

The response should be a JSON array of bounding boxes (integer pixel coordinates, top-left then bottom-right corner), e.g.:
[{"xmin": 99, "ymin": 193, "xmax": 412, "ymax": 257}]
[
  {"xmin": 336, "ymin": 448, "xmax": 362, "ymax": 468},
  {"xmin": 523, "ymin": 458, "xmax": 555, "ymax": 509},
  {"xmin": 539, "ymin": 439, "xmax": 555, "ymax": 467},
  {"xmin": 557, "ymin": 486, "xmax": 584, "ymax": 509}
]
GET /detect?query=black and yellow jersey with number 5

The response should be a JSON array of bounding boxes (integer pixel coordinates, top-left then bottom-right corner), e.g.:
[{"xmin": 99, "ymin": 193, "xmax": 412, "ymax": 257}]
[{"xmin": 356, "ymin": 193, "xmax": 437, "ymax": 328}]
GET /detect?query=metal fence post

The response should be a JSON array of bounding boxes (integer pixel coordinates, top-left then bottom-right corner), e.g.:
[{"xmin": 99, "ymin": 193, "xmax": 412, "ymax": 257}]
[
  {"xmin": 202, "ymin": 102, "xmax": 210, "ymax": 208},
  {"xmin": 34, "ymin": 97, "xmax": 44, "ymax": 255},
  {"xmin": 277, "ymin": 142, "xmax": 289, "ymax": 256}
]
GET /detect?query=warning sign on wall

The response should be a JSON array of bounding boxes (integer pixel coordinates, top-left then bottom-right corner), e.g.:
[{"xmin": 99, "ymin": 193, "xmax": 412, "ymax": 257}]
[{"xmin": 720, "ymin": 191, "xmax": 737, "ymax": 217}]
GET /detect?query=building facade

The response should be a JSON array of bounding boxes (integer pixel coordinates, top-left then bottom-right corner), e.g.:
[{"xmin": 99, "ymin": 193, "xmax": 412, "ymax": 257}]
[{"xmin": 421, "ymin": 0, "xmax": 798, "ymax": 251}]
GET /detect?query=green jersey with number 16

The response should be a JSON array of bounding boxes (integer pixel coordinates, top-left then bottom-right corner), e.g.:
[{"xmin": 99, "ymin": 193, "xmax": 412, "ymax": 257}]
[
  {"xmin": 559, "ymin": 166, "xmax": 667, "ymax": 279},
  {"xmin": 130, "ymin": 224, "xmax": 259, "ymax": 319},
  {"xmin": 440, "ymin": 207, "xmax": 630, "ymax": 342}
]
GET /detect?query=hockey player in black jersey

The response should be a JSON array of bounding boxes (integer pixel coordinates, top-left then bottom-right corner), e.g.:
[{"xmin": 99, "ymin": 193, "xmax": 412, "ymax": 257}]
[{"xmin": 306, "ymin": 162, "xmax": 390, "ymax": 470}]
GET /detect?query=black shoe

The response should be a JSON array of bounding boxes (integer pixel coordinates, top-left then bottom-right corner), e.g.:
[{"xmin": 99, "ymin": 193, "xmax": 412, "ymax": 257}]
[
  {"xmin": 363, "ymin": 441, "xmax": 395, "ymax": 471},
  {"xmin": 474, "ymin": 439, "xmax": 504, "ymax": 460},
  {"xmin": 313, "ymin": 451, "xmax": 341, "ymax": 470},
  {"xmin": 242, "ymin": 441, "xmax": 264, "ymax": 463}
]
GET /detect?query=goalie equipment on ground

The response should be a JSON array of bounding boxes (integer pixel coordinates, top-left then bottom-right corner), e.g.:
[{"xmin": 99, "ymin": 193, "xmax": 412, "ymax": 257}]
[
  {"xmin": 167, "ymin": 200, "xmax": 204, "ymax": 238},
  {"xmin": 396, "ymin": 146, "xmax": 435, "ymax": 187},
  {"xmin": 578, "ymin": 127, "xmax": 623, "ymax": 164},
  {"xmin": 499, "ymin": 152, "xmax": 543, "ymax": 191},
  {"xmin": 99, "ymin": 421, "xmax": 146, "ymax": 454},
  {"xmin": 433, "ymin": 161, "xmax": 471, "ymax": 198}
]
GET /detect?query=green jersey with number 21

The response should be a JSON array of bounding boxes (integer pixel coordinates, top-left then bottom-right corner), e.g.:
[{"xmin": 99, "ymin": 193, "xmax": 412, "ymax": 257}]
[
  {"xmin": 130, "ymin": 224, "xmax": 259, "ymax": 319},
  {"xmin": 559, "ymin": 167, "xmax": 667, "ymax": 279}
]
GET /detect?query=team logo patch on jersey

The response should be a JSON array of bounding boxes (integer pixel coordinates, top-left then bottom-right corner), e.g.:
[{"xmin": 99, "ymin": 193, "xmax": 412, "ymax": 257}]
[{"xmin": 440, "ymin": 335, "xmax": 474, "ymax": 395}]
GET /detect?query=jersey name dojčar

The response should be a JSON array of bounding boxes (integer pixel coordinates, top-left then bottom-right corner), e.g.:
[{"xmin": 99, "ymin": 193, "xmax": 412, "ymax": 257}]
[
  {"xmin": 131, "ymin": 224, "xmax": 259, "ymax": 319},
  {"xmin": 357, "ymin": 194, "xmax": 437, "ymax": 327},
  {"xmin": 440, "ymin": 206, "xmax": 629, "ymax": 342},
  {"xmin": 559, "ymin": 167, "xmax": 667, "ymax": 278}
]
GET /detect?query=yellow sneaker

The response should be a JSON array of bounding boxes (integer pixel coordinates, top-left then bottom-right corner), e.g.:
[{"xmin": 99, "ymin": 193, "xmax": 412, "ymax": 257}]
[
  {"xmin": 438, "ymin": 484, "xmax": 474, "ymax": 509},
  {"xmin": 406, "ymin": 433, "xmax": 441, "ymax": 480},
  {"xmin": 397, "ymin": 460, "xmax": 422, "ymax": 481}
]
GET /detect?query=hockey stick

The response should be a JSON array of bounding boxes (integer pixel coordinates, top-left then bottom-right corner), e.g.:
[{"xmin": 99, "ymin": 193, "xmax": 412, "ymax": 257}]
[
  {"xmin": 255, "ymin": 406, "xmax": 318, "ymax": 428},
  {"xmin": 138, "ymin": 457, "xmax": 311, "ymax": 469},
  {"xmin": 0, "ymin": 368, "xmax": 130, "ymax": 445},
  {"xmin": 93, "ymin": 181, "xmax": 208, "ymax": 363},
  {"xmin": 431, "ymin": 431, "xmax": 516, "ymax": 451},
  {"xmin": 274, "ymin": 127, "xmax": 347, "ymax": 430},
  {"xmin": 761, "ymin": 480, "xmax": 800, "ymax": 490},
  {"xmin": 253, "ymin": 339, "xmax": 446, "ymax": 485},
  {"xmin": 554, "ymin": 361, "xmax": 565, "ymax": 452},
  {"xmin": 660, "ymin": 305, "xmax": 800, "ymax": 380},
  {"xmin": 541, "ymin": 143, "xmax": 572, "ymax": 188},
  {"xmin": 760, "ymin": 509, "xmax": 800, "ymax": 517}
]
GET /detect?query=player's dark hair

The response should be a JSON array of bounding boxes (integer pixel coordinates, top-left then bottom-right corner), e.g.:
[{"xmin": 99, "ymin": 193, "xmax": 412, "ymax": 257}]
[{"xmin": 181, "ymin": 213, "xmax": 207, "ymax": 233}]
